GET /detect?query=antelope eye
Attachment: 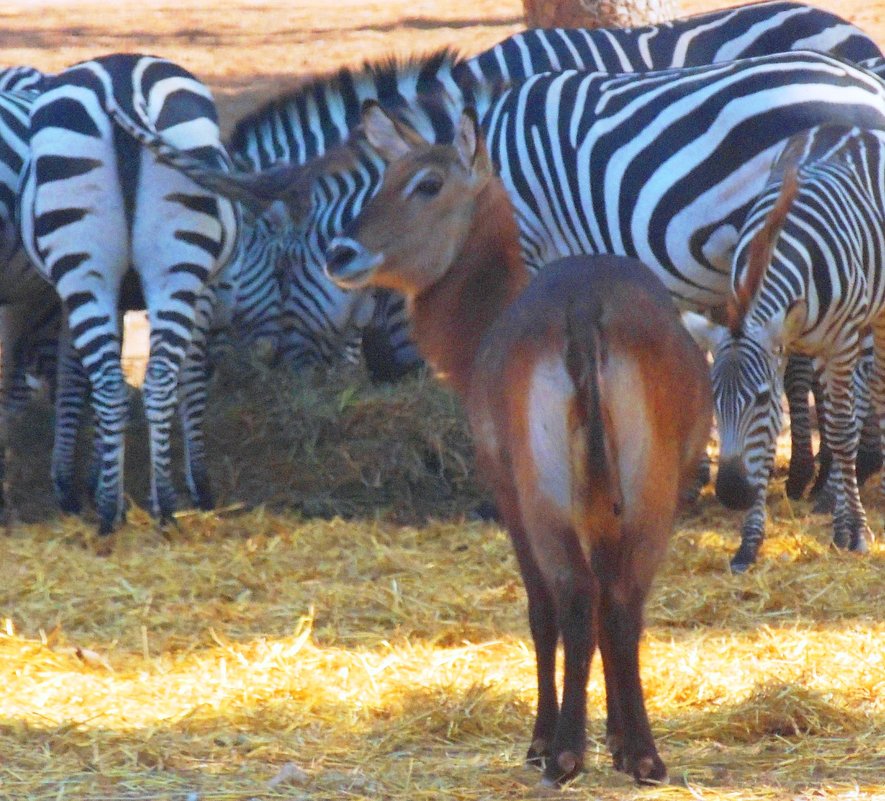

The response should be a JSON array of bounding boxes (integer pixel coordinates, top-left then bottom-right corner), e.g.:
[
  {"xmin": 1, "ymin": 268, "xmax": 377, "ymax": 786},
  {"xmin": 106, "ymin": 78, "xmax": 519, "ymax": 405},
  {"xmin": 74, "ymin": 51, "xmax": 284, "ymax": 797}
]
[{"xmin": 413, "ymin": 173, "xmax": 444, "ymax": 197}]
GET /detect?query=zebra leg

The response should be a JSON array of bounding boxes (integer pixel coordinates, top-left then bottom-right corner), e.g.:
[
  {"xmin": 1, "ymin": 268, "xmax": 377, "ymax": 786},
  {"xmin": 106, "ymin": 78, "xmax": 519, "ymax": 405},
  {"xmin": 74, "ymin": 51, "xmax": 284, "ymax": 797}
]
[
  {"xmin": 854, "ymin": 350, "xmax": 882, "ymax": 486},
  {"xmin": 178, "ymin": 288, "xmax": 215, "ymax": 511},
  {"xmin": 784, "ymin": 355, "xmax": 815, "ymax": 499},
  {"xmin": 51, "ymin": 323, "xmax": 92, "ymax": 514},
  {"xmin": 730, "ymin": 444, "xmax": 776, "ymax": 573},
  {"xmin": 871, "ymin": 318, "xmax": 885, "ymax": 521},
  {"xmin": 90, "ymin": 358, "xmax": 129, "ymax": 536},
  {"xmin": 819, "ymin": 347, "xmax": 872, "ymax": 552},
  {"xmin": 142, "ymin": 334, "xmax": 187, "ymax": 524}
]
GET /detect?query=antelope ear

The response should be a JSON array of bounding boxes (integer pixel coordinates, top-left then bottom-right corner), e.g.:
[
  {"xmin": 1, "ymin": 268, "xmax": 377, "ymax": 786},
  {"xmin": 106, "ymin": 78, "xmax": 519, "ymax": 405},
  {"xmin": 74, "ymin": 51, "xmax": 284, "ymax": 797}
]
[
  {"xmin": 455, "ymin": 107, "xmax": 492, "ymax": 179},
  {"xmin": 681, "ymin": 310, "xmax": 728, "ymax": 353},
  {"xmin": 361, "ymin": 100, "xmax": 424, "ymax": 162}
]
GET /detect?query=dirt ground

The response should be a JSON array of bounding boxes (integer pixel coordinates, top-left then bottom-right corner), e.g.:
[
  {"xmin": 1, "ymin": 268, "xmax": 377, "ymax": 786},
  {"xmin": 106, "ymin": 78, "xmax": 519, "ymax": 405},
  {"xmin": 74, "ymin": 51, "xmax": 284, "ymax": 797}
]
[{"xmin": 1, "ymin": 0, "xmax": 883, "ymax": 136}]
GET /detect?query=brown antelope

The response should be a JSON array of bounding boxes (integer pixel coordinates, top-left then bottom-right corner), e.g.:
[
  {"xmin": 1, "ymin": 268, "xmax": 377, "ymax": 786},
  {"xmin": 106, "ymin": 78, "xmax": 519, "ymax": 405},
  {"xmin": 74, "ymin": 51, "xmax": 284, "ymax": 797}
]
[{"xmin": 324, "ymin": 101, "xmax": 712, "ymax": 787}]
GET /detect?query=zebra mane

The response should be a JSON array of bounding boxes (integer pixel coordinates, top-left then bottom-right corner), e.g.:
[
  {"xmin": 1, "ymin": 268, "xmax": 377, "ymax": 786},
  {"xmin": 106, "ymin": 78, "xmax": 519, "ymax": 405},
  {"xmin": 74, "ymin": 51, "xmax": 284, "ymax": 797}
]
[
  {"xmin": 229, "ymin": 48, "xmax": 465, "ymax": 162},
  {"xmin": 728, "ymin": 166, "xmax": 799, "ymax": 335}
]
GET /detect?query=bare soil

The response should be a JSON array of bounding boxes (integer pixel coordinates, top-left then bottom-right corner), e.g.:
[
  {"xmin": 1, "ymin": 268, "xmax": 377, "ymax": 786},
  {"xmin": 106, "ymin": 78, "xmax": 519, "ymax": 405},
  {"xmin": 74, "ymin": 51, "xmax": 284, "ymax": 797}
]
[{"xmin": 1, "ymin": 0, "xmax": 882, "ymax": 136}]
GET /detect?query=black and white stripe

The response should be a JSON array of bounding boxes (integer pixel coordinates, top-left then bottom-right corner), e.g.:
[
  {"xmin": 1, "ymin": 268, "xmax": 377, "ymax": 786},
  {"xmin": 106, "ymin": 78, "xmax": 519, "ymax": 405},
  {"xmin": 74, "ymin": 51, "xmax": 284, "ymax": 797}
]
[
  {"xmin": 19, "ymin": 54, "xmax": 238, "ymax": 535},
  {"xmin": 0, "ymin": 84, "xmax": 63, "ymax": 518},
  {"xmin": 225, "ymin": 1, "xmax": 883, "ymax": 379},
  {"xmin": 466, "ymin": 0, "xmax": 880, "ymax": 82},
  {"xmin": 703, "ymin": 124, "xmax": 885, "ymax": 569}
]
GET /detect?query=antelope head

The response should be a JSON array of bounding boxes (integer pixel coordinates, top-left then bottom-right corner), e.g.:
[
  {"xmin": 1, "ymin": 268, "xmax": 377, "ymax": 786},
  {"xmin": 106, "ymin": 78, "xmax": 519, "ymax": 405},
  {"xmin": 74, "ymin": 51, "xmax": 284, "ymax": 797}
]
[{"xmin": 324, "ymin": 100, "xmax": 493, "ymax": 297}]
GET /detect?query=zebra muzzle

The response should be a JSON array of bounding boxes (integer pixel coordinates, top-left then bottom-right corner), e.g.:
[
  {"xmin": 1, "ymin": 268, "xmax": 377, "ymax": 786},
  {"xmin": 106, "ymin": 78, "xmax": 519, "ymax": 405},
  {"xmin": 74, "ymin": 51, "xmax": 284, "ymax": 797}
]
[{"xmin": 715, "ymin": 458, "xmax": 757, "ymax": 511}]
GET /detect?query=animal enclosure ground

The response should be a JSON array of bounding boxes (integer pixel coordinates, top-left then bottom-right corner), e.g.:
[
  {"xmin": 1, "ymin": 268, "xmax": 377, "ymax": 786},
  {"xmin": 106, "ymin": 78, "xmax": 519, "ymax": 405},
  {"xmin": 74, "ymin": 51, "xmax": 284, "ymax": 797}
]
[{"xmin": 0, "ymin": 1, "xmax": 883, "ymax": 799}]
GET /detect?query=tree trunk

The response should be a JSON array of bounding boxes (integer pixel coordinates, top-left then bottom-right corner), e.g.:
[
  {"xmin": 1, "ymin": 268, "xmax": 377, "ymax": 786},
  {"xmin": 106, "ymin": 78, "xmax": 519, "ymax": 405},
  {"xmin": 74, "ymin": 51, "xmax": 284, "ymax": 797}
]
[{"xmin": 523, "ymin": 0, "xmax": 679, "ymax": 28}]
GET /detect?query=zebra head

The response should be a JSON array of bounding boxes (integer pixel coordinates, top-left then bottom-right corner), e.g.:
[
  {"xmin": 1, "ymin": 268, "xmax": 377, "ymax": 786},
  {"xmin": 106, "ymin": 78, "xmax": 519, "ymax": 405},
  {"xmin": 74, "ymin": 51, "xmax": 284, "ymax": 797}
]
[{"xmin": 708, "ymin": 328, "xmax": 785, "ymax": 511}]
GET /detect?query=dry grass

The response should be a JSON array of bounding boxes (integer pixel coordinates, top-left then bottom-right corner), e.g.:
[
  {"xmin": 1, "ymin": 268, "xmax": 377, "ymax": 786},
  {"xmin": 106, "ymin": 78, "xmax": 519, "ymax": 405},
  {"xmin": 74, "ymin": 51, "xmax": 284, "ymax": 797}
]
[
  {"xmin": 1, "ymin": 0, "xmax": 884, "ymax": 798},
  {"xmin": 1, "ymin": 361, "xmax": 884, "ymax": 801}
]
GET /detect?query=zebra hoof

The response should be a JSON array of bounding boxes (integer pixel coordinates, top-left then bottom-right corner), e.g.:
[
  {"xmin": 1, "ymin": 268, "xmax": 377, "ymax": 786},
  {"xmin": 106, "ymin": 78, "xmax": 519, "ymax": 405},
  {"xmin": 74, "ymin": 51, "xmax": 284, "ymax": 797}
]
[
  {"xmin": 729, "ymin": 544, "xmax": 758, "ymax": 573},
  {"xmin": 831, "ymin": 528, "xmax": 851, "ymax": 550},
  {"xmin": 849, "ymin": 526, "xmax": 872, "ymax": 553},
  {"xmin": 811, "ymin": 489, "xmax": 835, "ymax": 515},
  {"xmin": 468, "ymin": 500, "xmax": 499, "ymax": 522},
  {"xmin": 785, "ymin": 460, "xmax": 814, "ymax": 500},
  {"xmin": 856, "ymin": 450, "xmax": 883, "ymax": 487}
]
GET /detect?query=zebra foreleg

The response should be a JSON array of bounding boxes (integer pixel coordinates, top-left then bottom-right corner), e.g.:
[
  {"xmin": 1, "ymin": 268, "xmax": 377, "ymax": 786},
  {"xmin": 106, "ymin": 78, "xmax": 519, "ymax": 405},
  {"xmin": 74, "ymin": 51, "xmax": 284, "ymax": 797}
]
[
  {"xmin": 731, "ymin": 490, "xmax": 768, "ymax": 572},
  {"xmin": 784, "ymin": 355, "xmax": 816, "ymax": 499},
  {"xmin": 729, "ymin": 444, "xmax": 776, "ymax": 572}
]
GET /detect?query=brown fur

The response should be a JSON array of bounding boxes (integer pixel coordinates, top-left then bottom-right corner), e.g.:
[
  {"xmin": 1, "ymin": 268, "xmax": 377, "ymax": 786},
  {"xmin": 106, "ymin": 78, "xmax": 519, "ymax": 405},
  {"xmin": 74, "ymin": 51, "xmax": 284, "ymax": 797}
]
[
  {"xmin": 326, "ymin": 107, "xmax": 712, "ymax": 787},
  {"xmin": 728, "ymin": 167, "xmax": 799, "ymax": 334}
]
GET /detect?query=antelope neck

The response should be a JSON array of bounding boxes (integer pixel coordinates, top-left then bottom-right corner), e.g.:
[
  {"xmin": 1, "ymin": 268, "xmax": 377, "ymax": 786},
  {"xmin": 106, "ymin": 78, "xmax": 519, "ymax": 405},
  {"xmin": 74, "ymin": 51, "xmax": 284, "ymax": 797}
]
[{"xmin": 410, "ymin": 177, "xmax": 529, "ymax": 399}]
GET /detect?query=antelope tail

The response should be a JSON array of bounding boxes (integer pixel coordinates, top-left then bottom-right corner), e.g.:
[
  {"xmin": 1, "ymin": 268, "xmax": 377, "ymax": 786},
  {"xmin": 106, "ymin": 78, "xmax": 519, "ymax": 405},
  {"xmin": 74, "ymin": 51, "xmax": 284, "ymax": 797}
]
[
  {"xmin": 728, "ymin": 167, "xmax": 799, "ymax": 333},
  {"xmin": 563, "ymin": 302, "xmax": 623, "ymax": 538}
]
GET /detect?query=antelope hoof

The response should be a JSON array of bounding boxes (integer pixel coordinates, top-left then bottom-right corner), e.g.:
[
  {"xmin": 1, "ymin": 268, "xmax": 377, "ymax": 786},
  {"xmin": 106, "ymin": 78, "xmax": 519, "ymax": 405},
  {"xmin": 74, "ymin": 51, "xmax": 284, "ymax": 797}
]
[
  {"xmin": 632, "ymin": 753, "xmax": 668, "ymax": 785},
  {"xmin": 606, "ymin": 733, "xmax": 627, "ymax": 773},
  {"xmin": 93, "ymin": 532, "xmax": 117, "ymax": 557},
  {"xmin": 527, "ymin": 737, "xmax": 551, "ymax": 766},
  {"xmin": 540, "ymin": 750, "xmax": 582, "ymax": 786}
]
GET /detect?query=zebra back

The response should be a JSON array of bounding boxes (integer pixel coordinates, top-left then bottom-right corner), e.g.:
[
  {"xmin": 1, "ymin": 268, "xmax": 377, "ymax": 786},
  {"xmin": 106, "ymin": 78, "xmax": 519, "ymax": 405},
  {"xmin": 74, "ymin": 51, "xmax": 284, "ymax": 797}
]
[
  {"xmin": 0, "ymin": 66, "xmax": 45, "ymax": 93},
  {"xmin": 461, "ymin": 1, "xmax": 881, "ymax": 84}
]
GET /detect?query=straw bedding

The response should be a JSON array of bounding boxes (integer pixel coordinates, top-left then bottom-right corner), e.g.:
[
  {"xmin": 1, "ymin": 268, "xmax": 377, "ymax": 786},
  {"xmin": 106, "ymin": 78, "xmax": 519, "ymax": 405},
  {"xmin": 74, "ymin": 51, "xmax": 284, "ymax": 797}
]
[{"xmin": 0, "ymin": 357, "xmax": 882, "ymax": 800}]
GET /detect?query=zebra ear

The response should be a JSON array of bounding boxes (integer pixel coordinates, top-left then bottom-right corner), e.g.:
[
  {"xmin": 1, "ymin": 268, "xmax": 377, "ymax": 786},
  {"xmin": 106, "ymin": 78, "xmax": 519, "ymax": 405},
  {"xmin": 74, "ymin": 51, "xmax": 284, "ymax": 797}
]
[
  {"xmin": 681, "ymin": 311, "xmax": 728, "ymax": 353},
  {"xmin": 361, "ymin": 100, "xmax": 426, "ymax": 162},
  {"xmin": 783, "ymin": 299, "xmax": 807, "ymax": 342}
]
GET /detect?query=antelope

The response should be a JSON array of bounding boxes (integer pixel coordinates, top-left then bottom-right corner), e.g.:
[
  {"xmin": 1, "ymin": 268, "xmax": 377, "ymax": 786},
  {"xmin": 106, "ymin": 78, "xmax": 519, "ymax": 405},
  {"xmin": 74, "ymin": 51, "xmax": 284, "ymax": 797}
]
[{"xmin": 324, "ymin": 102, "xmax": 712, "ymax": 787}]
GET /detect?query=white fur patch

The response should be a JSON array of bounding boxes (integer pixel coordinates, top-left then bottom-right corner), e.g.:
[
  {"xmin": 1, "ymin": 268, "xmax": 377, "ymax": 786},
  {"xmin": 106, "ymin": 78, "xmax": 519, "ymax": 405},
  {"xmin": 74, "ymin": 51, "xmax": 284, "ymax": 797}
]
[
  {"xmin": 605, "ymin": 352, "xmax": 651, "ymax": 511},
  {"xmin": 527, "ymin": 355, "xmax": 573, "ymax": 512}
]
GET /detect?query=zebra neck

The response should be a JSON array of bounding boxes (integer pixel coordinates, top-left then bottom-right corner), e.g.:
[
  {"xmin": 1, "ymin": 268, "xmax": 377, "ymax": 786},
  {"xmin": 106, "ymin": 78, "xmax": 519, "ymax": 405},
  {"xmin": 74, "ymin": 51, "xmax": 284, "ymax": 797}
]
[{"xmin": 409, "ymin": 177, "xmax": 528, "ymax": 399}]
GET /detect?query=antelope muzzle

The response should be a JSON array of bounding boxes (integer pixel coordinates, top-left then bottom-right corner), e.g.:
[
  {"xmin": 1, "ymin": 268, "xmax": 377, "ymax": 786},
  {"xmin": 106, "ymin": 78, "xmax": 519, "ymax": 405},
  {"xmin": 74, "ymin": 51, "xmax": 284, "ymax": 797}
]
[{"xmin": 325, "ymin": 237, "xmax": 383, "ymax": 289}]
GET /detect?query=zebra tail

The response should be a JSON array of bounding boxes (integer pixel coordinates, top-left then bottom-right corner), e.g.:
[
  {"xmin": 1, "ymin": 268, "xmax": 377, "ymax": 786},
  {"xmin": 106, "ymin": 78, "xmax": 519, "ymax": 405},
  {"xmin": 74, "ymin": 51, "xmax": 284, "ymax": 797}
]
[
  {"xmin": 563, "ymin": 300, "xmax": 624, "ymax": 539},
  {"xmin": 729, "ymin": 166, "xmax": 799, "ymax": 333}
]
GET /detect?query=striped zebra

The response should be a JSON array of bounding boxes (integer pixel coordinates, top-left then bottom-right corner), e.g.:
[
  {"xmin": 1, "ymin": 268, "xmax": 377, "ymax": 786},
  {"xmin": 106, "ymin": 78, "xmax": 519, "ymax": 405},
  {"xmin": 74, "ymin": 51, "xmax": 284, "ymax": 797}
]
[
  {"xmin": 0, "ymin": 85, "xmax": 62, "ymax": 519},
  {"xmin": 0, "ymin": 66, "xmax": 45, "ymax": 93},
  {"xmin": 466, "ymin": 1, "xmax": 881, "ymax": 81},
  {"xmin": 225, "ymin": 1, "xmax": 882, "ymax": 378},
  {"xmin": 161, "ymin": 53, "xmax": 885, "ymax": 528},
  {"xmin": 19, "ymin": 54, "xmax": 239, "ymax": 536},
  {"xmin": 692, "ymin": 124, "xmax": 885, "ymax": 569},
  {"xmin": 784, "ymin": 334, "xmax": 881, "ymax": 509}
]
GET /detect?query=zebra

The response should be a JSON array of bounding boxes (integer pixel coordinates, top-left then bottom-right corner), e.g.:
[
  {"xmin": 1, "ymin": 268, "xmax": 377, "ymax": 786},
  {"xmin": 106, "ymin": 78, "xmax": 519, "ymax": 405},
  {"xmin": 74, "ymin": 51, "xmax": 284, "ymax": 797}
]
[
  {"xmin": 465, "ymin": 0, "xmax": 881, "ymax": 82},
  {"xmin": 690, "ymin": 124, "xmax": 885, "ymax": 569},
  {"xmin": 0, "ymin": 66, "xmax": 45, "ymax": 93},
  {"xmin": 225, "ymin": 0, "xmax": 882, "ymax": 379},
  {"xmin": 154, "ymin": 52, "xmax": 885, "ymax": 516},
  {"xmin": 19, "ymin": 54, "xmax": 239, "ymax": 536},
  {"xmin": 0, "ymin": 85, "xmax": 63, "ymax": 520}
]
